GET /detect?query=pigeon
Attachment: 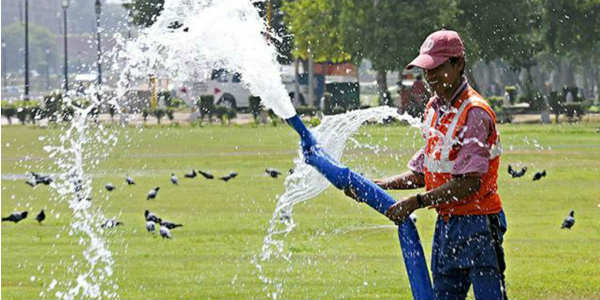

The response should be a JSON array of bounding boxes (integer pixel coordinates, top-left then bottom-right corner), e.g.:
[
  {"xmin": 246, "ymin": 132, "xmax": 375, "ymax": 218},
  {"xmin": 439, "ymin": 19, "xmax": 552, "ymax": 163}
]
[
  {"xmin": 198, "ymin": 170, "xmax": 214, "ymax": 179},
  {"xmin": 2, "ymin": 211, "xmax": 28, "ymax": 223},
  {"xmin": 36, "ymin": 209, "xmax": 46, "ymax": 224},
  {"xmin": 146, "ymin": 221, "xmax": 156, "ymax": 233},
  {"xmin": 219, "ymin": 172, "xmax": 238, "ymax": 182},
  {"xmin": 105, "ymin": 183, "xmax": 115, "ymax": 191},
  {"xmin": 184, "ymin": 170, "xmax": 197, "ymax": 178},
  {"xmin": 265, "ymin": 168, "xmax": 282, "ymax": 178},
  {"xmin": 508, "ymin": 165, "xmax": 527, "ymax": 178},
  {"xmin": 533, "ymin": 170, "xmax": 546, "ymax": 181},
  {"xmin": 561, "ymin": 210, "xmax": 575, "ymax": 229},
  {"xmin": 159, "ymin": 225, "xmax": 172, "ymax": 239},
  {"xmin": 170, "ymin": 173, "xmax": 179, "ymax": 185},
  {"xmin": 160, "ymin": 221, "xmax": 183, "ymax": 230},
  {"xmin": 126, "ymin": 175, "xmax": 135, "ymax": 185},
  {"xmin": 147, "ymin": 187, "xmax": 160, "ymax": 200},
  {"xmin": 26, "ymin": 172, "xmax": 53, "ymax": 187},
  {"xmin": 101, "ymin": 219, "xmax": 123, "ymax": 229},
  {"xmin": 409, "ymin": 213, "xmax": 418, "ymax": 224},
  {"xmin": 144, "ymin": 210, "xmax": 161, "ymax": 223}
]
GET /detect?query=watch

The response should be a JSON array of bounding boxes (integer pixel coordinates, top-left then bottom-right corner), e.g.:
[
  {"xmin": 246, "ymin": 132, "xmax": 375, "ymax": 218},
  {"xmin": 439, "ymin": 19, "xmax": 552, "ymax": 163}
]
[{"xmin": 416, "ymin": 193, "xmax": 426, "ymax": 208}]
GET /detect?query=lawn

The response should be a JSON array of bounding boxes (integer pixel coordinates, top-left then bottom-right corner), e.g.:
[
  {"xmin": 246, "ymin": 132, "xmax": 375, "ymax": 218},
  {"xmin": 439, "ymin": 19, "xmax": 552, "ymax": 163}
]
[{"xmin": 2, "ymin": 121, "xmax": 600, "ymax": 300}]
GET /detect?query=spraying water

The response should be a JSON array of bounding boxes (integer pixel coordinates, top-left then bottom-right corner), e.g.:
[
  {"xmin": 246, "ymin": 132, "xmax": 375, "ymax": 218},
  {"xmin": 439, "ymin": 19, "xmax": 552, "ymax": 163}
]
[
  {"xmin": 41, "ymin": 91, "xmax": 120, "ymax": 299},
  {"xmin": 113, "ymin": 0, "xmax": 295, "ymax": 118},
  {"xmin": 253, "ymin": 107, "xmax": 424, "ymax": 299}
]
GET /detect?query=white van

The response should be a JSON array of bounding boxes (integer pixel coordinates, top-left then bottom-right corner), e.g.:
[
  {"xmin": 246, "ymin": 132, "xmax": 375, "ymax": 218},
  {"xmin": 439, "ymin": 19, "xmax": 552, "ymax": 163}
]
[{"xmin": 194, "ymin": 69, "xmax": 251, "ymax": 110}]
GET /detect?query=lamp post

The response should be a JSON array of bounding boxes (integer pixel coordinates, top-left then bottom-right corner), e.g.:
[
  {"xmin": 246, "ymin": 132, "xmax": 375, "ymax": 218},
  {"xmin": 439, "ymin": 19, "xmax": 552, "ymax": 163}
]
[
  {"xmin": 62, "ymin": 0, "xmax": 69, "ymax": 91},
  {"xmin": 24, "ymin": 0, "xmax": 30, "ymax": 100},
  {"xmin": 95, "ymin": 0, "xmax": 102, "ymax": 86}
]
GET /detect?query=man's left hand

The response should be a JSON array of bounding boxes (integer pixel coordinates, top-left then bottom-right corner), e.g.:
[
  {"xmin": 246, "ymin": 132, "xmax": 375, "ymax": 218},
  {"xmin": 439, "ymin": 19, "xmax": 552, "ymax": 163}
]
[{"xmin": 384, "ymin": 196, "xmax": 420, "ymax": 224}]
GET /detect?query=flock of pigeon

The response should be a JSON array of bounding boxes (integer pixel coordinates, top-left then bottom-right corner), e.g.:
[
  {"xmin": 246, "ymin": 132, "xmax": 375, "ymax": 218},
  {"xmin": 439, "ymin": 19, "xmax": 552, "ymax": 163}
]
[
  {"xmin": 507, "ymin": 164, "xmax": 574, "ymax": 229},
  {"xmin": 2, "ymin": 168, "xmax": 287, "ymax": 238}
]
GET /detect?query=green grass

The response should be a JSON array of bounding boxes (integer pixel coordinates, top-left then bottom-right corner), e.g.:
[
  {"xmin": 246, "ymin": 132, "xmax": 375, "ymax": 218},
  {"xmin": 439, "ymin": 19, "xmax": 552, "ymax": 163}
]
[{"xmin": 2, "ymin": 122, "xmax": 600, "ymax": 299}]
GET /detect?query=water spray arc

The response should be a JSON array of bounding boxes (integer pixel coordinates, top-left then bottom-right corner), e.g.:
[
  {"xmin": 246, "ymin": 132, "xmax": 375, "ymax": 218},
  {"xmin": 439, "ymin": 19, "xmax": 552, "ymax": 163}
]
[{"xmin": 286, "ymin": 115, "xmax": 434, "ymax": 300}]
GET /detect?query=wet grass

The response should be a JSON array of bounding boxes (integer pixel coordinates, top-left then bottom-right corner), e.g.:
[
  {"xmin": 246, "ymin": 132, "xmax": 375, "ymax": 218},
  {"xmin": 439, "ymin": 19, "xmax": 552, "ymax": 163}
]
[{"xmin": 2, "ymin": 121, "xmax": 600, "ymax": 299}]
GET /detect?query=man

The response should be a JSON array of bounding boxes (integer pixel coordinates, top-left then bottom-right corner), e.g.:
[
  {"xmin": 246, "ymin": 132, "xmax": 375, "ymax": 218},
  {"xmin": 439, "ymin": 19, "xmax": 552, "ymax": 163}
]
[{"xmin": 347, "ymin": 30, "xmax": 508, "ymax": 300}]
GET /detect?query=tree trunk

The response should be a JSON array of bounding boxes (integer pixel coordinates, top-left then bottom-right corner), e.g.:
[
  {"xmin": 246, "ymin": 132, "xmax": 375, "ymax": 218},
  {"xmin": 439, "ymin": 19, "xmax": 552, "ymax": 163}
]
[
  {"xmin": 294, "ymin": 58, "xmax": 302, "ymax": 106},
  {"xmin": 375, "ymin": 69, "xmax": 387, "ymax": 105},
  {"xmin": 308, "ymin": 53, "xmax": 315, "ymax": 108}
]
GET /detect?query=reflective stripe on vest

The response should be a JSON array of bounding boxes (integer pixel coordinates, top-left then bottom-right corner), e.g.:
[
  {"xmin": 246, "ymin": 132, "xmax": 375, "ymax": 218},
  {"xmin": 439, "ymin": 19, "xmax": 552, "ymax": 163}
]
[{"xmin": 424, "ymin": 96, "xmax": 501, "ymax": 173}]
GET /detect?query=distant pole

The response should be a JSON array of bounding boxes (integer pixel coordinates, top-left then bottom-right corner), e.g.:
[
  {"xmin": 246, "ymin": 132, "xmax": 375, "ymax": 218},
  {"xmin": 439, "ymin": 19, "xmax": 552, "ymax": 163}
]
[
  {"xmin": 1, "ymin": 40, "xmax": 7, "ymax": 86},
  {"xmin": 95, "ymin": 0, "xmax": 103, "ymax": 86},
  {"xmin": 62, "ymin": 0, "xmax": 70, "ymax": 91},
  {"xmin": 24, "ymin": 0, "xmax": 30, "ymax": 100}
]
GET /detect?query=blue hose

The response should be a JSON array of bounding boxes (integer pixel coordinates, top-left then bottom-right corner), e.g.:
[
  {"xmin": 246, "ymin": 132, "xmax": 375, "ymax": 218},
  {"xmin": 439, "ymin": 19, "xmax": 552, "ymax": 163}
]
[{"xmin": 286, "ymin": 115, "xmax": 433, "ymax": 300}]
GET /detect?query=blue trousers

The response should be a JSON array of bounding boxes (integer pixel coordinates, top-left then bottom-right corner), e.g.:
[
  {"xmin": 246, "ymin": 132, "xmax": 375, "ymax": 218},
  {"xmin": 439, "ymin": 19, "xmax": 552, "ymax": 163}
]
[{"xmin": 431, "ymin": 212, "xmax": 508, "ymax": 300}]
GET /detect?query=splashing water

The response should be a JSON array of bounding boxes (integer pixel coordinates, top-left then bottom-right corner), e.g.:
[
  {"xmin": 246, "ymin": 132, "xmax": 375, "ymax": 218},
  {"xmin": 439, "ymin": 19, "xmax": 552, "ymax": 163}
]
[
  {"xmin": 253, "ymin": 107, "xmax": 423, "ymax": 299},
  {"xmin": 112, "ymin": 0, "xmax": 295, "ymax": 118},
  {"xmin": 42, "ymin": 92, "xmax": 120, "ymax": 300}
]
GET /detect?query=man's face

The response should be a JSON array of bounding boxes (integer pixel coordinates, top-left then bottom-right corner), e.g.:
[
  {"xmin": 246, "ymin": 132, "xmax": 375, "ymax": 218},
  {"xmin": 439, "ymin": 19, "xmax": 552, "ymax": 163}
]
[{"xmin": 424, "ymin": 58, "xmax": 464, "ymax": 98}]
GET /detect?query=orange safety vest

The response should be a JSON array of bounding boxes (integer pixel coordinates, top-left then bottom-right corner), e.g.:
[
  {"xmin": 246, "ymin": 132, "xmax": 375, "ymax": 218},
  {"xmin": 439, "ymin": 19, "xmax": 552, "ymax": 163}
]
[{"xmin": 421, "ymin": 86, "xmax": 503, "ymax": 216}]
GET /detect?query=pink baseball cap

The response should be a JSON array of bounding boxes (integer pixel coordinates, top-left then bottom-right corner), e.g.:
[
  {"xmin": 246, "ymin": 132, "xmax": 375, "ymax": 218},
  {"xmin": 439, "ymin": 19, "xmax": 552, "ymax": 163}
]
[{"xmin": 407, "ymin": 30, "xmax": 464, "ymax": 70}]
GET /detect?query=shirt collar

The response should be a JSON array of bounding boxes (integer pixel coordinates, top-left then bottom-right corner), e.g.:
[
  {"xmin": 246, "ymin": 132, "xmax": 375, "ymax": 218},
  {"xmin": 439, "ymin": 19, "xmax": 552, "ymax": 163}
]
[{"xmin": 431, "ymin": 75, "xmax": 469, "ymax": 111}]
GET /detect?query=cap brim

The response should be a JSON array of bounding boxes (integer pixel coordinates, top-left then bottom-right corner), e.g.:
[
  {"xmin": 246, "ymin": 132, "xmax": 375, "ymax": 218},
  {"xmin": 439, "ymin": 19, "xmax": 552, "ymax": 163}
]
[{"xmin": 406, "ymin": 54, "xmax": 449, "ymax": 70}]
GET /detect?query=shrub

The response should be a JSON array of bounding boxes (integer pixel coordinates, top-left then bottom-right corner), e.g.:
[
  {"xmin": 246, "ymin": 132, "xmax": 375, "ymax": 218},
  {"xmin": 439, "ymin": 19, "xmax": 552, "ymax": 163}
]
[
  {"xmin": 214, "ymin": 106, "xmax": 231, "ymax": 125},
  {"xmin": 295, "ymin": 106, "xmax": 317, "ymax": 117},
  {"xmin": 142, "ymin": 108, "xmax": 150, "ymax": 123},
  {"xmin": 153, "ymin": 108, "xmax": 166, "ymax": 124},
  {"xmin": 197, "ymin": 95, "xmax": 214, "ymax": 123},
  {"xmin": 505, "ymin": 86, "xmax": 517, "ymax": 104},
  {"xmin": 249, "ymin": 96, "xmax": 262, "ymax": 120},
  {"xmin": 166, "ymin": 108, "xmax": 175, "ymax": 121},
  {"xmin": 1, "ymin": 101, "xmax": 17, "ymax": 124},
  {"xmin": 487, "ymin": 96, "xmax": 504, "ymax": 111}
]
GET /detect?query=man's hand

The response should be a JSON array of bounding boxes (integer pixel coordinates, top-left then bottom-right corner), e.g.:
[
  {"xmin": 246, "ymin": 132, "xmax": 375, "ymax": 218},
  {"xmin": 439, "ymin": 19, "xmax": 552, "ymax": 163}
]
[
  {"xmin": 343, "ymin": 186, "xmax": 363, "ymax": 202},
  {"xmin": 385, "ymin": 196, "xmax": 420, "ymax": 224}
]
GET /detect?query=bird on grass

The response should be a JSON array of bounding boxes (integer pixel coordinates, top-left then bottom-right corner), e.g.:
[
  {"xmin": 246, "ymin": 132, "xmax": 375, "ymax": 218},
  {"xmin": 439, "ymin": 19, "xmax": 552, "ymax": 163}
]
[
  {"xmin": 101, "ymin": 219, "xmax": 123, "ymax": 229},
  {"xmin": 146, "ymin": 221, "xmax": 156, "ymax": 233},
  {"xmin": 198, "ymin": 170, "xmax": 214, "ymax": 179},
  {"xmin": 507, "ymin": 165, "xmax": 527, "ymax": 178},
  {"xmin": 26, "ymin": 172, "xmax": 53, "ymax": 187},
  {"xmin": 147, "ymin": 187, "xmax": 160, "ymax": 200},
  {"xmin": 533, "ymin": 170, "xmax": 546, "ymax": 181},
  {"xmin": 144, "ymin": 210, "xmax": 161, "ymax": 223},
  {"xmin": 160, "ymin": 225, "xmax": 172, "ymax": 239},
  {"xmin": 561, "ymin": 210, "xmax": 575, "ymax": 230},
  {"xmin": 2, "ymin": 211, "xmax": 28, "ymax": 223},
  {"xmin": 160, "ymin": 221, "xmax": 183, "ymax": 230},
  {"xmin": 126, "ymin": 175, "xmax": 135, "ymax": 185},
  {"xmin": 105, "ymin": 183, "xmax": 116, "ymax": 191},
  {"xmin": 265, "ymin": 168, "xmax": 282, "ymax": 178},
  {"xmin": 36, "ymin": 210, "xmax": 46, "ymax": 224},
  {"xmin": 170, "ymin": 173, "xmax": 179, "ymax": 185},
  {"xmin": 184, "ymin": 170, "xmax": 197, "ymax": 178},
  {"xmin": 219, "ymin": 172, "xmax": 238, "ymax": 182}
]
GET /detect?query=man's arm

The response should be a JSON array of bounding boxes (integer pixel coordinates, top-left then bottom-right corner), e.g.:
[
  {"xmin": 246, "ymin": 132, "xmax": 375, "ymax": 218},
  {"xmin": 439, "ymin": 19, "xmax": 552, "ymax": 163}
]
[
  {"xmin": 374, "ymin": 171, "xmax": 425, "ymax": 190},
  {"xmin": 344, "ymin": 170, "xmax": 425, "ymax": 201},
  {"xmin": 384, "ymin": 173, "xmax": 481, "ymax": 223}
]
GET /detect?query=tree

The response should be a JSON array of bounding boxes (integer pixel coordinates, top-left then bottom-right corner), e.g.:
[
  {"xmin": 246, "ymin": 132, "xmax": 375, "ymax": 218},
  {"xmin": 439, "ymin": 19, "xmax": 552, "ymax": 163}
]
[
  {"xmin": 339, "ymin": 0, "xmax": 454, "ymax": 100},
  {"xmin": 1, "ymin": 22, "xmax": 57, "ymax": 77},
  {"xmin": 123, "ymin": 0, "xmax": 164, "ymax": 27},
  {"xmin": 254, "ymin": 0, "xmax": 294, "ymax": 64}
]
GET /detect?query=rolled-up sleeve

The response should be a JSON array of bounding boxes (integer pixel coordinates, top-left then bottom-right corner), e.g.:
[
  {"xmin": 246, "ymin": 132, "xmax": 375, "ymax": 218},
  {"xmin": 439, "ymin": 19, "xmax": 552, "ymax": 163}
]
[
  {"xmin": 407, "ymin": 147, "xmax": 425, "ymax": 174},
  {"xmin": 452, "ymin": 107, "xmax": 493, "ymax": 175}
]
